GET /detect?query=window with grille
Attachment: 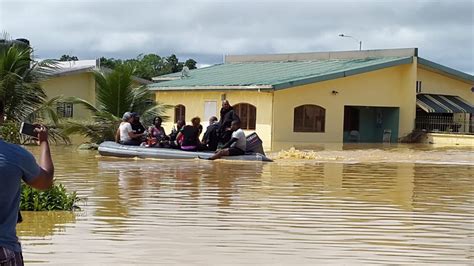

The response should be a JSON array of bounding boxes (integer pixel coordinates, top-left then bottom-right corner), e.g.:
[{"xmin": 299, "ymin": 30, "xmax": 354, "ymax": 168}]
[
  {"xmin": 174, "ymin": 104, "xmax": 186, "ymax": 123},
  {"xmin": 233, "ymin": 103, "xmax": 256, "ymax": 130},
  {"xmin": 57, "ymin": 102, "xmax": 74, "ymax": 118},
  {"xmin": 416, "ymin": 81, "xmax": 422, "ymax": 93},
  {"xmin": 293, "ymin": 105, "xmax": 325, "ymax": 132}
]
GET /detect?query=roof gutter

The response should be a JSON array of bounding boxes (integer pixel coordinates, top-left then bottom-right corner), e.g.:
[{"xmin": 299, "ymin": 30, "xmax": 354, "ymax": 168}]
[
  {"xmin": 148, "ymin": 85, "xmax": 274, "ymax": 91},
  {"xmin": 418, "ymin": 57, "xmax": 474, "ymax": 84}
]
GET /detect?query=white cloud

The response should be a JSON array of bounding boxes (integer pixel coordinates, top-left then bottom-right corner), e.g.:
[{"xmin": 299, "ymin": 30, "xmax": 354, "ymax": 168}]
[
  {"xmin": 0, "ymin": 0, "xmax": 472, "ymax": 73},
  {"xmin": 94, "ymin": 32, "xmax": 151, "ymax": 53}
]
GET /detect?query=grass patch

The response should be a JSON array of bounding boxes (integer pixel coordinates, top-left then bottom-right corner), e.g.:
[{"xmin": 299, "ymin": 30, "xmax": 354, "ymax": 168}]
[{"xmin": 20, "ymin": 182, "xmax": 80, "ymax": 211}]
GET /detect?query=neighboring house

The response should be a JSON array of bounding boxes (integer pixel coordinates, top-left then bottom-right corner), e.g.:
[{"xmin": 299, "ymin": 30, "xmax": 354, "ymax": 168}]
[
  {"xmin": 149, "ymin": 48, "xmax": 473, "ymax": 150},
  {"xmin": 41, "ymin": 60, "xmax": 153, "ymax": 120}
]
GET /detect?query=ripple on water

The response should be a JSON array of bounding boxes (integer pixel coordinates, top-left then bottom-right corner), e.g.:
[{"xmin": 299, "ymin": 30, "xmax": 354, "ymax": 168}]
[{"xmin": 17, "ymin": 145, "xmax": 474, "ymax": 265}]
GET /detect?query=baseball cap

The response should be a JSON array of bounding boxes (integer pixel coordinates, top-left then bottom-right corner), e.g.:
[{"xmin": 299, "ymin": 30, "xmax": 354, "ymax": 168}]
[{"xmin": 122, "ymin": 112, "xmax": 132, "ymax": 121}]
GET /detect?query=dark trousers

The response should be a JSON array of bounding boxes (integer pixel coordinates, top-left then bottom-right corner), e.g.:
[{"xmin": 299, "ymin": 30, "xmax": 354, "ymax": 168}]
[
  {"xmin": 218, "ymin": 130, "xmax": 233, "ymax": 148},
  {"xmin": 120, "ymin": 139, "xmax": 141, "ymax": 146},
  {"xmin": 0, "ymin": 247, "xmax": 23, "ymax": 266}
]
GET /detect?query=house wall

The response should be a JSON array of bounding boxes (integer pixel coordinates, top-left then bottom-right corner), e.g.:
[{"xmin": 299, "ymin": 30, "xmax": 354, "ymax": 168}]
[
  {"xmin": 272, "ymin": 63, "xmax": 417, "ymax": 145},
  {"xmin": 41, "ymin": 72, "xmax": 96, "ymax": 120},
  {"xmin": 154, "ymin": 90, "xmax": 274, "ymax": 150},
  {"xmin": 417, "ymin": 67, "xmax": 473, "ymax": 103}
]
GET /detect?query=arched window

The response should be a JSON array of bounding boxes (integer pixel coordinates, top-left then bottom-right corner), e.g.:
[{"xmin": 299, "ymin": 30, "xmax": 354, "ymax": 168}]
[
  {"xmin": 233, "ymin": 103, "xmax": 256, "ymax": 130},
  {"xmin": 174, "ymin": 104, "xmax": 186, "ymax": 123},
  {"xmin": 294, "ymin": 105, "xmax": 325, "ymax": 132}
]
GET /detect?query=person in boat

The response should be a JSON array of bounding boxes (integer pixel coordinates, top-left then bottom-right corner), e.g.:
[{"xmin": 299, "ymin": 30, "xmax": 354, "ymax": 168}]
[
  {"xmin": 176, "ymin": 117, "xmax": 202, "ymax": 151},
  {"xmin": 145, "ymin": 116, "xmax": 168, "ymax": 147},
  {"xmin": 217, "ymin": 100, "xmax": 240, "ymax": 148},
  {"xmin": 131, "ymin": 113, "xmax": 146, "ymax": 142},
  {"xmin": 116, "ymin": 112, "xmax": 144, "ymax": 146},
  {"xmin": 208, "ymin": 120, "xmax": 246, "ymax": 160},
  {"xmin": 169, "ymin": 120, "xmax": 185, "ymax": 142},
  {"xmin": 202, "ymin": 116, "xmax": 219, "ymax": 151}
]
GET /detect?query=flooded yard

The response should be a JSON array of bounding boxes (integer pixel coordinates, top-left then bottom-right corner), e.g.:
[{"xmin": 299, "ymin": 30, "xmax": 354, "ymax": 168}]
[{"xmin": 18, "ymin": 145, "xmax": 473, "ymax": 265}]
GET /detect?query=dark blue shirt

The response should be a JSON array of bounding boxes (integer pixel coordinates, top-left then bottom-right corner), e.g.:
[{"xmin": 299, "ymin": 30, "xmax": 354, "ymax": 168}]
[{"xmin": 0, "ymin": 140, "xmax": 40, "ymax": 252}]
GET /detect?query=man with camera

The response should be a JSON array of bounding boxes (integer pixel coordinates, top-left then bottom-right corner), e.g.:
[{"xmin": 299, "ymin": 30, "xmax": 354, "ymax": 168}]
[{"xmin": 0, "ymin": 100, "xmax": 54, "ymax": 265}]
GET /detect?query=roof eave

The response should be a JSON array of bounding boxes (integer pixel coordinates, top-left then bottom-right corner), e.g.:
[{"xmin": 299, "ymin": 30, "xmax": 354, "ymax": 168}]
[
  {"xmin": 47, "ymin": 66, "xmax": 95, "ymax": 78},
  {"xmin": 273, "ymin": 56, "xmax": 414, "ymax": 90},
  {"xmin": 148, "ymin": 85, "xmax": 274, "ymax": 92},
  {"xmin": 418, "ymin": 57, "xmax": 474, "ymax": 84}
]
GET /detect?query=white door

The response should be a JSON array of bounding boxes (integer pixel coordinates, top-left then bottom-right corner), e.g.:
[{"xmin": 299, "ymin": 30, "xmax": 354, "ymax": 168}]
[{"xmin": 203, "ymin": 101, "xmax": 217, "ymax": 127}]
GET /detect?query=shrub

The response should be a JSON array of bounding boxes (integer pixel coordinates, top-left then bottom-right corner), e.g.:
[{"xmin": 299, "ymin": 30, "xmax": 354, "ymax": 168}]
[
  {"xmin": 0, "ymin": 122, "xmax": 21, "ymax": 144},
  {"xmin": 20, "ymin": 182, "xmax": 80, "ymax": 211}
]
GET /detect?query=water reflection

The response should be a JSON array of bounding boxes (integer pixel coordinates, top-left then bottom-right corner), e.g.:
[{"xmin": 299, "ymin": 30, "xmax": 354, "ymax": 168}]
[
  {"xmin": 18, "ymin": 146, "xmax": 473, "ymax": 265},
  {"xmin": 17, "ymin": 211, "xmax": 76, "ymax": 237}
]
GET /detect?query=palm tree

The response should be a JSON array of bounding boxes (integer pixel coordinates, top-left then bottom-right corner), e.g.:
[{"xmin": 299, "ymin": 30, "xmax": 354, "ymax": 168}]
[
  {"xmin": 63, "ymin": 64, "xmax": 169, "ymax": 143},
  {"xmin": 0, "ymin": 37, "xmax": 68, "ymax": 143}
]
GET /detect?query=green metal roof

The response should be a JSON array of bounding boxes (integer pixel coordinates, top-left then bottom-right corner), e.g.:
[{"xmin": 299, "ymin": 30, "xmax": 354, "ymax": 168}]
[{"xmin": 149, "ymin": 56, "xmax": 413, "ymax": 91}]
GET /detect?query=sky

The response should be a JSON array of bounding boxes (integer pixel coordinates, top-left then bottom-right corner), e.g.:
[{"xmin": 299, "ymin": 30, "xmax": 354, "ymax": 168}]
[{"xmin": 1, "ymin": 0, "xmax": 473, "ymax": 73}]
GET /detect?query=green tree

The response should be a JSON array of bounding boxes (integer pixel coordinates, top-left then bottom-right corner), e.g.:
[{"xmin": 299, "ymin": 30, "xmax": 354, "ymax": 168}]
[
  {"xmin": 136, "ymin": 53, "xmax": 164, "ymax": 80},
  {"xmin": 99, "ymin": 54, "xmax": 198, "ymax": 80},
  {"xmin": 124, "ymin": 53, "xmax": 164, "ymax": 80},
  {"xmin": 59, "ymin": 54, "xmax": 79, "ymax": 61},
  {"xmin": 185, "ymin": 59, "xmax": 197, "ymax": 70},
  {"xmin": 63, "ymin": 64, "xmax": 170, "ymax": 143},
  {"xmin": 165, "ymin": 54, "xmax": 181, "ymax": 73},
  {"xmin": 0, "ymin": 40, "xmax": 69, "ymax": 143},
  {"xmin": 99, "ymin": 57, "xmax": 122, "ymax": 69},
  {"xmin": 0, "ymin": 44, "xmax": 46, "ymax": 121}
]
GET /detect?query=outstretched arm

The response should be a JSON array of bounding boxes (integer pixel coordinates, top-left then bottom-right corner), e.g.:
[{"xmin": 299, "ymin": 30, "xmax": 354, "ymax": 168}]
[{"xmin": 128, "ymin": 131, "xmax": 144, "ymax": 139}]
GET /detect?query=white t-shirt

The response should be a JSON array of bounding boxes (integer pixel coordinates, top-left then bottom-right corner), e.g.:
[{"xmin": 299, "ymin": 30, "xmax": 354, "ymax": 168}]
[
  {"xmin": 119, "ymin": 122, "xmax": 133, "ymax": 142},
  {"xmin": 231, "ymin": 128, "xmax": 246, "ymax": 151}
]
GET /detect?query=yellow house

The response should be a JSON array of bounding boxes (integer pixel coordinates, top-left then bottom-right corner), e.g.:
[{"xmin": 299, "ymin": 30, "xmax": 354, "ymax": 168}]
[
  {"xmin": 41, "ymin": 60, "xmax": 152, "ymax": 120},
  {"xmin": 149, "ymin": 48, "xmax": 473, "ymax": 150}
]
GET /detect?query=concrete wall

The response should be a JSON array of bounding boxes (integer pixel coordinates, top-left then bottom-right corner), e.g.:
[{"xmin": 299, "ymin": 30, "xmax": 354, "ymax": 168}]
[
  {"xmin": 417, "ymin": 67, "xmax": 473, "ymax": 103},
  {"xmin": 41, "ymin": 72, "xmax": 96, "ymax": 120},
  {"xmin": 422, "ymin": 133, "xmax": 474, "ymax": 146},
  {"xmin": 272, "ymin": 63, "xmax": 416, "ymax": 145},
  {"xmin": 154, "ymin": 90, "xmax": 274, "ymax": 150},
  {"xmin": 41, "ymin": 71, "xmax": 147, "ymax": 121}
]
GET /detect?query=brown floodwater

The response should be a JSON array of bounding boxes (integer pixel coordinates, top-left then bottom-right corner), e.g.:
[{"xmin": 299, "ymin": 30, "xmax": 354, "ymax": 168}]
[{"xmin": 18, "ymin": 145, "xmax": 473, "ymax": 265}]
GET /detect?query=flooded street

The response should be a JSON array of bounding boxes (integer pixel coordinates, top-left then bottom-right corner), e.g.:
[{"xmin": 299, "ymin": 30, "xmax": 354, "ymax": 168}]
[{"xmin": 18, "ymin": 145, "xmax": 473, "ymax": 265}]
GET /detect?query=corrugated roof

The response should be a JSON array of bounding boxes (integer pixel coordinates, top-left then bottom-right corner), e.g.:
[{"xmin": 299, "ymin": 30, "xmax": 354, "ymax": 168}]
[
  {"xmin": 46, "ymin": 66, "xmax": 153, "ymax": 85},
  {"xmin": 149, "ymin": 56, "xmax": 413, "ymax": 91}
]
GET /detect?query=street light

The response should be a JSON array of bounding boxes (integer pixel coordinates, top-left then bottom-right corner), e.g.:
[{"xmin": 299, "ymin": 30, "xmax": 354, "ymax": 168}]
[{"xmin": 339, "ymin": 33, "xmax": 362, "ymax": 51}]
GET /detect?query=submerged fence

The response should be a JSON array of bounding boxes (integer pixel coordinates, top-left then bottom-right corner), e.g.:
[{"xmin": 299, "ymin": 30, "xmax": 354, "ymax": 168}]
[{"xmin": 415, "ymin": 115, "xmax": 473, "ymax": 134}]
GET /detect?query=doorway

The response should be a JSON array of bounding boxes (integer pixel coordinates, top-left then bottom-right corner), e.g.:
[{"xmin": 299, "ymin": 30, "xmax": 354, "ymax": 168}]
[{"xmin": 343, "ymin": 106, "xmax": 399, "ymax": 143}]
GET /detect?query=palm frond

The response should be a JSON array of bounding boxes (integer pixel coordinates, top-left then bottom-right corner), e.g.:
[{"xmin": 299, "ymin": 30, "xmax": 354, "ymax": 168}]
[
  {"xmin": 61, "ymin": 65, "xmax": 169, "ymax": 143},
  {"xmin": 62, "ymin": 96, "xmax": 99, "ymax": 113},
  {"xmin": 0, "ymin": 38, "xmax": 70, "ymax": 144}
]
